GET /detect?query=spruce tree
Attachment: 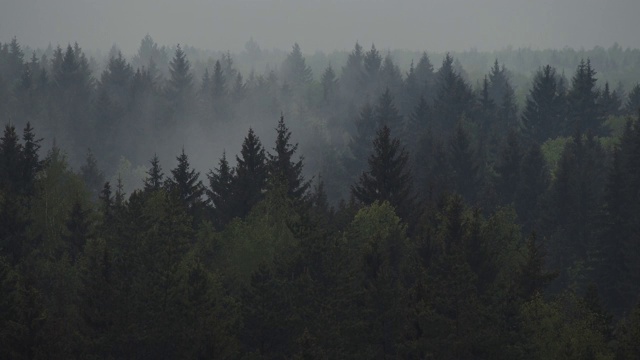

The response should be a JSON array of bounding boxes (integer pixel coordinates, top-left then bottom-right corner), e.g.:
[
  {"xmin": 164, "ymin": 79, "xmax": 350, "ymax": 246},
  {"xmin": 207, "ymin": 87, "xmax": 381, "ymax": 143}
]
[
  {"xmin": 599, "ymin": 82, "xmax": 622, "ymax": 118},
  {"xmin": 433, "ymin": 54, "xmax": 474, "ymax": 135},
  {"xmin": 375, "ymin": 88, "xmax": 403, "ymax": 136},
  {"xmin": 351, "ymin": 125, "xmax": 412, "ymax": 219},
  {"xmin": 267, "ymin": 115, "xmax": 311, "ymax": 201},
  {"xmin": 21, "ymin": 122, "xmax": 42, "ymax": 196},
  {"xmin": 567, "ymin": 59, "xmax": 605, "ymax": 135},
  {"xmin": 165, "ymin": 44, "xmax": 194, "ymax": 116},
  {"xmin": 281, "ymin": 43, "xmax": 312, "ymax": 87},
  {"xmin": 233, "ymin": 128, "xmax": 268, "ymax": 218},
  {"xmin": 143, "ymin": 154, "xmax": 164, "ymax": 192},
  {"xmin": 0, "ymin": 124, "xmax": 23, "ymax": 193},
  {"xmin": 207, "ymin": 152, "xmax": 235, "ymax": 228},
  {"xmin": 625, "ymin": 84, "xmax": 640, "ymax": 115},
  {"xmin": 321, "ymin": 65, "xmax": 338, "ymax": 102},
  {"xmin": 165, "ymin": 149, "xmax": 204, "ymax": 211},
  {"xmin": 521, "ymin": 65, "xmax": 565, "ymax": 143}
]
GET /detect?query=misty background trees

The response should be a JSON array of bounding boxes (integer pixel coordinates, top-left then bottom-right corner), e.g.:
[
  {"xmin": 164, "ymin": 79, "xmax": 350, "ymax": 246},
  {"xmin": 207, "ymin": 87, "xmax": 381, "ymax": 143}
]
[{"xmin": 2, "ymin": 35, "xmax": 640, "ymax": 358}]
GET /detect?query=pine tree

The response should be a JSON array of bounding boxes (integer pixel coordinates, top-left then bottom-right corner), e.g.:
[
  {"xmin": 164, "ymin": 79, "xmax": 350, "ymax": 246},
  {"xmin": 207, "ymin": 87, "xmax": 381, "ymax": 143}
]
[
  {"xmin": 0, "ymin": 124, "xmax": 23, "ymax": 194},
  {"xmin": 625, "ymin": 84, "xmax": 640, "ymax": 115},
  {"xmin": 521, "ymin": 65, "xmax": 565, "ymax": 143},
  {"xmin": 143, "ymin": 154, "xmax": 164, "ymax": 193},
  {"xmin": 211, "ymin": 59, "xmax": 226, "ymax": 101},
  {"xmin": 165, "ymin": 149, "xmax": 204, "ymax": 211},
  {"xmin": 233, "ymin": 128, "xmax": 268, "ymax": 218},
  {"xmin": 375, "ymin": 88, "xmax": 403, "ymax": 136},
  {"xmin": 268, "ymin": 115, "xmax": 311, "ymax": 202},
  {"xmin": 21, "ymin": 122, "xmax": 42, "ymax": 196},
  {"xmin": 599, "ymin": 82, "xmax": 622, "ymax": 118},
  {"xmin": 165, "ymin": 44, "xmax": 194, "ymax": 115},
  {"xmin": 475, "ymin": 76, "xmax": 497, "ymax": 143},
  {"xmin": 404, "ymin": 96, "xmax": 430, "ymax": 151},
  {"xmin": 340, "ymin": 42, "xmax": 364, "ymax": 97},
  {"xmin": 351, "ymin": 125, "xmax": 412, "ymax": 219},
  {"xmin": 207, "ymin": 152, "xmax": 235, "ymax": 228},
  {"xmin": 567, "ymin": 59, "xmax": 606, "ymax": 136},
  {"xmin": 363, "ymin": 44, "xmax": 382, "ymax": 89},
  {"xmin": 433, "ymin": 54, "xmax": 474, "ymax": 135},
  {"xmin": 414, "ymin": 52, "xmax": 435, "ymax": 101},
  {"xmin": 281, "ymin": 43, "xmax": 312, "ymax": 87},
  {"xmin": 321, "ymin": 65, "xmax": 338, "ymax": 102}
]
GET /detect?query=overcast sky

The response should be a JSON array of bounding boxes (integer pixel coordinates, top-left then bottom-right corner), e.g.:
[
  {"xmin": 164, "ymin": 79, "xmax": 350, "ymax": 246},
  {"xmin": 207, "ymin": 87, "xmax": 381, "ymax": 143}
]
[{"xmin": 1, "ymin": 0, "xmax": 639, "ymax": 54}]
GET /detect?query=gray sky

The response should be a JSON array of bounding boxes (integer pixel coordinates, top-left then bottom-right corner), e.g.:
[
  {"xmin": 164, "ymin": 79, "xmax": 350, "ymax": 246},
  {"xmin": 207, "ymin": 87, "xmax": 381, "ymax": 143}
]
[{"xmin": 2, "ymin": 0, "xmax": 639, "ymax": 53}]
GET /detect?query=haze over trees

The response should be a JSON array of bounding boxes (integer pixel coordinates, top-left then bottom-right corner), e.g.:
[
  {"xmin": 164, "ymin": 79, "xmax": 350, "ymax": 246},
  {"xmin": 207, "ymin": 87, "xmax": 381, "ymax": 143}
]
[{"xmin": 2, "ymin": 35, "xmax": 640, "ymax": 358}]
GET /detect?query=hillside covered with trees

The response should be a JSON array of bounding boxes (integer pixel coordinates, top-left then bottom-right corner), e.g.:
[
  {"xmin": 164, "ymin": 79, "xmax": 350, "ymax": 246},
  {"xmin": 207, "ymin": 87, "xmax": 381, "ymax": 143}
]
[{"xmin": 2, "ymin": 36, "xmax": 640, "ymax": 359}]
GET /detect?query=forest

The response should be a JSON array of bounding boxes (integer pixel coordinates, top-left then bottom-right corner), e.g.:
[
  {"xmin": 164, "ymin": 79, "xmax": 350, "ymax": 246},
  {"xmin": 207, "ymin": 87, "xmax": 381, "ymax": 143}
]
[{"xmin": 1, "ymin": 35, "xmax": 640, "ymax": 359}]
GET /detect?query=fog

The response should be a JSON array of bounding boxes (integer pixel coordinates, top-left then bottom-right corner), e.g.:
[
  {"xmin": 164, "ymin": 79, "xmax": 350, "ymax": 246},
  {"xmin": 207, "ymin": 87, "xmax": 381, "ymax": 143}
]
[{"xmin": 2, "ymin": 0, "xmax": 640, "ymax": 53}]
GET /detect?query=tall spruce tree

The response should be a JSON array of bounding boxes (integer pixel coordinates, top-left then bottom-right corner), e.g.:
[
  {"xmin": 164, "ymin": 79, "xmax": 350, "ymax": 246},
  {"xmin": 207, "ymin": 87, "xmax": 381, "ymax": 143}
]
[
  {"xmin": 143, "ymin": 154, "xmax": 164, "ymax": 193},
  {"xmin": 351, "ymin": 125, "xmax": 412, "ymax": 219},
  {"xmin": 433, "ymin": 54, "xmax": 474, "ymax": 135},
  {"xmin": 625, "ymin": 84, "xmax": 640, "ymax": 115},
  {"xmin": 567, "ymin": 59, "xmax": 606, "ymax": 136},
  {"xmin": 267, "ymin": 115, "xmax": 311, "ymax": 201},
  {"xmin": 521, "ymin": 65, "xmax": 566, "ymax": 143},
  {"xmin": 281, "ymin": 43, "xmax": 312, "ymax": 87},
  {"xmin": 165, "ymin": 149, "xmax": 204, "ymax": 211},
  {"xmin": 207, "ymin": 152, "xmax": 235, "ymax": 228},
  {"xmin": 233, "ymin": 128, "xmax": 268, "ymax": 218}
]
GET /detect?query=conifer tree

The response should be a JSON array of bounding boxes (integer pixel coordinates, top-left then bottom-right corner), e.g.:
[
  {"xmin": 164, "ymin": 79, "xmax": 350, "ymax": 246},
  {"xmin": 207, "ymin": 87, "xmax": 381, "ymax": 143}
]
[
  {"xmin": 321, "ymin": 65, "xmax": 338, "ymax": 102},
  {"xmin": 268, "ymin": 116, "xmax": 311, "ymax": 201},
  {"xmin": 567, "ymin": 59, "xmax": 605, "ymax": 135},
  {"xmin": 351, "ymin": 125, "xmax": 412, "ymax": 219},
  {"xmin": 0, "ymin": 124, "xmax": 23, "ymax": 193},
  {"xmin": 340, "ymin": 42, "xmax": 364, "ymax": 96},
  {"xmin": 625, "ymin": 84, "xmax": 640, "ymax": 115},
  {"xmin": 207, "ymin": 152, "xmax": 235, "ymax": 228},
  {"xmin": 143, "ymin": 154, "xmax": 164, "ymax": 193},
  {"xmin": 375, "ymin": 88, "xmax": 403, "ymax": 136},
  {"xmin": 233, "ymin": 128, "xmax": 268, "ymax": 218},
  {"xmin": 165, "ymin": 44, "xmax": 194, "ymax": 115},
  {"xmin": 414, "ymin": 52, "xmax": 435, "ymax": 101},
  {"xmin": 165, "ymin": 149, "xmax": 204, "ymax": 211},
  {"xmin": 281, "ymin": 43, "xmax": 312, "ymax": 87},
  {"xmin": 21, "ymin": 122, "xmax": 42, "ymax": 196},
  {"xmin": 211, "ymin": 59, "xmax": 226, "ymax": 101},
  {"xmin": 433, "ymin": 54, "xmax": 474, "ymax": 135},
  {"xmin": 521, "ymin": 65, "xmax": 565, "ymax": 143},
  {"xmin": 599, "ymin": 82, "xmax": 622, "ymax": 118}
]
